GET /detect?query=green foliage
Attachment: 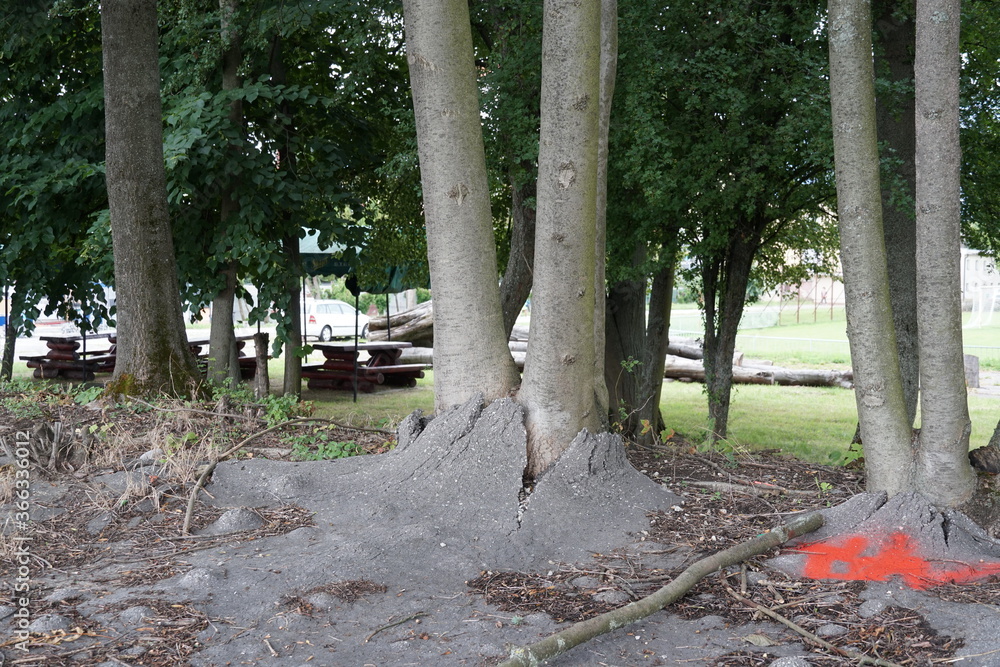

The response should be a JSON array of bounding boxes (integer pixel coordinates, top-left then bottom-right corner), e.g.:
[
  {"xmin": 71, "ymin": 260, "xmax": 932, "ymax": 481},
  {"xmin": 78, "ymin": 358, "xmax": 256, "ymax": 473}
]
[
  {"xmin": 73, "ymin": 384, "xmax": 104, "ymax": 406},
  {"xmin": 209, "ymin": 383, "xmax": 311, "ymax": 427},
  {"xmin": 285, "ymin": 430, "xmax": 363, "ymax": 461}
]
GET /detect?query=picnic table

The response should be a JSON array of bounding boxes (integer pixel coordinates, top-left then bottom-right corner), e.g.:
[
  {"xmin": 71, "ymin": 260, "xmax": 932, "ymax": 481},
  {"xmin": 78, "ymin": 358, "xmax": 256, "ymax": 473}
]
[
  {"xmin": 19, "ymin": 334, "xmax": 113, "ymax": 381},
  {"xmin": 21, "ymin": 333, "xmax": 261, "ymax": 381},
  {"xmin": 303, "ymin": 342, "xmax": 426, "ymax": 392}
]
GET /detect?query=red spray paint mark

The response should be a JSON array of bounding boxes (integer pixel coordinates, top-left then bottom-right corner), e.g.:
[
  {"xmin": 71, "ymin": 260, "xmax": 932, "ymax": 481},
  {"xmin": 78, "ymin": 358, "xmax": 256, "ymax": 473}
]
[{"xmin": 789, "ymin": 531, "xmax": 1000, "ymax": 590}]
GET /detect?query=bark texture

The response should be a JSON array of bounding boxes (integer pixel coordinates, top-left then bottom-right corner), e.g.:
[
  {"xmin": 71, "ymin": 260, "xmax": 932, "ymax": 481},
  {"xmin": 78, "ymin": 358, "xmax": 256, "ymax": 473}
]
[
  {"xmin": 636, "ymin": 261, "xmax": 675, "ymax": 445},
  {"xmin": 914, "ymin": 0, "xmax": 975, "ymax": 507},
  {"xmin": 520, "ymin": 0, "xmax": 603, "ymax": 476},
  {"xmin": 499, "ymin": 175, "xmax": 536, "ymax": 339},
  {"xmin": 875, "ymin": 1, "xmax": 919, "ymax": 426},
  {"xmin": 828, "ymin": 0, "xmax": 914, "ymax": 495},
  {"xmin": 102, "ymin": 0, "xmax": 201, "ymax": 396},
  {"xmin": 402, "ymin": 0, "xmax": 519, "ymax": 412}
]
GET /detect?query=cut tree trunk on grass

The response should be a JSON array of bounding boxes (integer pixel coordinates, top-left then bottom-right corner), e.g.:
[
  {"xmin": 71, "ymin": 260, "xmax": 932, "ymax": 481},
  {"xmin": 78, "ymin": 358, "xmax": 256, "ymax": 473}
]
[
  {"xmin": 368, "ymin": 301, "xmax": 434, "ymax": 346},
  {"xmin": 500, "ymin": 511, "xmax": 824, "ymax": 667},
  {"xmin": 399, "ymin": 347, "xmax": 852, "ymax": 387}
]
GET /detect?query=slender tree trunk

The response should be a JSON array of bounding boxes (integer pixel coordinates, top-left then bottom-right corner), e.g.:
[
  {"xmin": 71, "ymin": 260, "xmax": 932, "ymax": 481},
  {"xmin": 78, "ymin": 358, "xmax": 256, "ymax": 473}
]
[
  {"xmin": 914, "ymin": 0, "xmax": 975, "ymax": 507},
  {"xmin": 875, "ymin": 2, "xmax": 919, "ymax": 426},
  {"xmin": 637, "ymin": 257, "xmax": 675, "ymax": 447},
  {"xmin": 828, "ymin": 0, "xmax": 914, "ymax": 495},
  {"xmin": 208, "ymin": 265, "xmax": 240, "ymax": 388},
  {"xmin": 208, "ymin": 0, "xmax": 243, "ymax": 389},
  {"xmin": 102, "ymin": 0, "xmax": 200, "ymax": 396},
  {"xmin": 592, "ymin": 0, "xmax": 617, "ymax": 421},
  {"xmin": 402, "ymin": 0, "xmax": 520, "ymax": 412},
  {"xmin": 282, "ymin": 234, "xmax": 303, "ymax": 397},
  {"xmin": 1, "ymin": 319, "xmax": 15, "ymax": 382},
  {"xmin": 703, "ymin": 226, "xmax": 758, "ymax": 443},
  {"xmin": 499, "ymin": 173, "xmax": 536, "ymax": 338},
  {"xmin": 604, "ymin": 243, "xmax": 646, "ymax": 437},
  {"xmin": 520, "ymin": 0, "xmax": 603, "ymax": 477},
  {"xmin": 269, "ymin": 35, "xmax": 303, "ymax": 398}
]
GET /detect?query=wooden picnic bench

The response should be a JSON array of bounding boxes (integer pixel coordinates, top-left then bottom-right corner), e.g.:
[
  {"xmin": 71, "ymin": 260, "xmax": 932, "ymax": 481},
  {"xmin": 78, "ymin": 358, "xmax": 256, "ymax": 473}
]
[
  {"xmin": 21, "ymin": 333, "xmax": 262, "ymax": 381},
  {"xmin": 19, "ymin": 334, "xmax": 112, "ymax": 381},
  {"xmin": 304, "ymin": 342, "xmax": 425, "ymax": 392}
]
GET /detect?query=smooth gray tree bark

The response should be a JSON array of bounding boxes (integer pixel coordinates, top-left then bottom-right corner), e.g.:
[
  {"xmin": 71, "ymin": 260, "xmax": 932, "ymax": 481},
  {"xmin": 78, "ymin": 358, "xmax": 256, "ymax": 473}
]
[
  {"xmin": 402, "ymin": 0, "xmax": 520, "ymax": 412},
  {"xmin": 828, "ymin": 0, "xmax": 914, "ymax": 495},
  {"xmin": 520, "ymin": 0, "xmax": 604, "ymax": 477},
  {"xmin": 914, "ymin": 0, "xmax": 975, "ymax": 507},
  {"xmin": 102, "ymin": 0, "xmax": 201, "ymax": 396}
]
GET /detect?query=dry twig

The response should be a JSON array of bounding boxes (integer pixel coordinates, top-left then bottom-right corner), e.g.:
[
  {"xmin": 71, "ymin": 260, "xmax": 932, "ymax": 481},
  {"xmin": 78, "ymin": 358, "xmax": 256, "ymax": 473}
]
[{"xmin": 499, "ymin": 512, "xmax": 823, "ymax": 667}]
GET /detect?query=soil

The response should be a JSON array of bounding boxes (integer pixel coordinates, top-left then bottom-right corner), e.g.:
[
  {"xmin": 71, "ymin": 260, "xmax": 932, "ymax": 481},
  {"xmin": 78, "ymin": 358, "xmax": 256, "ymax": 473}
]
[{"xmin": 3, "ymin": 387, "xmax": 1000, "ymax": 667}]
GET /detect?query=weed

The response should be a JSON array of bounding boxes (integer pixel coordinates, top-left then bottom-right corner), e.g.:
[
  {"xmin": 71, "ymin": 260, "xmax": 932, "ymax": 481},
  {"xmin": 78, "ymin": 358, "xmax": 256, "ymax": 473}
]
[
  {"xmin": 73, "ymin": 384, "xmax": 104, "ymax": 405},
  {"xmin": 284, "ymin": 431, "xmax": 363, "ymax": 461}
]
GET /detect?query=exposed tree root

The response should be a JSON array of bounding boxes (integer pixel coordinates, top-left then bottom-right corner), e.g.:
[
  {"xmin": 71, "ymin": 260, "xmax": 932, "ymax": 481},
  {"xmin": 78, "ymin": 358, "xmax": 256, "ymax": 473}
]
[{"xmin": 498, "ymin": 512, "xmax": 823, "ymax": 667}]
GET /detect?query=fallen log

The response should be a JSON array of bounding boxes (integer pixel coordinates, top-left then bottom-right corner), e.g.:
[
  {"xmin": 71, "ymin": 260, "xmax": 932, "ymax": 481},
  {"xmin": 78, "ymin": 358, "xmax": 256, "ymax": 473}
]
[
  {"xmin": 664, "ymin": 355, "xmax": 853, "ymax": 388},
  {"xmin": 368, "ymin": 301, "xmax": 434, "ymax": 347},
  {"xmin": 498, "ymin": 512, "xmax": 824, "ymax": 667}
]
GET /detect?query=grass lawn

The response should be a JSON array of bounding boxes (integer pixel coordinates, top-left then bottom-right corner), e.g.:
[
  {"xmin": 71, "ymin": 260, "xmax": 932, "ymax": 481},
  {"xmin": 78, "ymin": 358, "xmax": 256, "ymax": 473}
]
[{"xmin": 660, "ymin": 379, "xmax": 1000, "ymax": 466}]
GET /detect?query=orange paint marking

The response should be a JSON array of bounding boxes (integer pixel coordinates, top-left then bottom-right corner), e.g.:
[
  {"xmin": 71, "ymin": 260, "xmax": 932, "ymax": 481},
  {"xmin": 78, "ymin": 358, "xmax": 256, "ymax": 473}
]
[{"xmin": 789, "ymin": 531, "xmax": 1000, "ymax": 590}]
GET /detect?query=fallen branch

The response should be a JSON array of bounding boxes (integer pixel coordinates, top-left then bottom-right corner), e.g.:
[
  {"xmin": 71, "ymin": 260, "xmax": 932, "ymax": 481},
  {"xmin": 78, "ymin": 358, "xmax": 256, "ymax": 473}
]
[
  {"xmin": 721, "ymin": 582, "xmax": 904, "ymax": 667},
  {"xmin": 181, "ymin": 417, "xmax": 338, "ymax": 535},
  {"xmin": 365, "ymin": 612, "xmax": 428, "ymax": 643},
  {"xmin": 498, "ymin": 512, "xmax": 823, "ymax": 667},
  {"xmin": 690, "ymin": 480, "xmax": 823, "ymax": 498}
]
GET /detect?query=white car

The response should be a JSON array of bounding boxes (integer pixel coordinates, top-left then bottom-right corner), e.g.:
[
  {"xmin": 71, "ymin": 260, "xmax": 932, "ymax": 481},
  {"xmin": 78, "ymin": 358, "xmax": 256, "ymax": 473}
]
[{"xmin": 304, "ymin": 299, "xmax": 370, "ymax": 341}]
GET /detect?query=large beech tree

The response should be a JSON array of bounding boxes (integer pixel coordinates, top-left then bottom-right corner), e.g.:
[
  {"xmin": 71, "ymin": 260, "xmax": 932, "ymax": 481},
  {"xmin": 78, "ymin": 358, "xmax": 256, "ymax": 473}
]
[
  {"xmin": 401, "ymin": 0, "xmax": 521, "ymax": 411},
  {"xmin": 102, "ymin": 0, "xmax": 201, "ymax": 395},
  {"xmin": 830, "ymin": 0, "xmax": 974, "ymax": 506},
  {"xmin": 402, "ymin": 0, "xmax": 613, "ymax": 476}
]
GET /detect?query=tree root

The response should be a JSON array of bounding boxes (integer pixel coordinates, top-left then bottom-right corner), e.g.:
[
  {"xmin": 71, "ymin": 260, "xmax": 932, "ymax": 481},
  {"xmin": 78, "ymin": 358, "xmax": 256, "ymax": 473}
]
[
  {"xmin": 180, "ymin": 417, "xmax": 339, "ymax": 535},
  {"xmin": 498, "ymin": 512, "xmax": 823, "ymax": 667}
]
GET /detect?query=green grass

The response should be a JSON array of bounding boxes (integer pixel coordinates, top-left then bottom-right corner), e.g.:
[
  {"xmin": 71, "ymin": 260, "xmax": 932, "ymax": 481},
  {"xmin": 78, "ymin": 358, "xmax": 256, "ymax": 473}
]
[{"xmin": 660, "ymin": 380, "xmax": 1000, "ymax": 466}]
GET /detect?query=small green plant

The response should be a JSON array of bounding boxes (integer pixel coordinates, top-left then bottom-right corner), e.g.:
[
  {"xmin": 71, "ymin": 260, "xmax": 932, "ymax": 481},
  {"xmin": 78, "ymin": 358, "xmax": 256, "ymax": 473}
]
[
  {"xmin": 74, "ymin": 384, "xmax": 104, "ymax": 405},
  {"xmin": 165, "ymin": 431, "xmax": 199, "ymax": 453},
  {"xmin": 815, "ymin": 478, "xmax": 833, "ymax": 495},
  {"xmin": 285, "ymin": 431, "xmax": 363, "ymax": 461},
  {"xmin": 620, "ymin": 356, "xmax": 642, "ymax": 374}
]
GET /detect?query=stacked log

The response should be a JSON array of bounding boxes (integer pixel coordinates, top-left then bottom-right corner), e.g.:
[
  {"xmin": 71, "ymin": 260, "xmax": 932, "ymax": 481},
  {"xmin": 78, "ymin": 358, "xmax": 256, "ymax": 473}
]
[{"xmin": 368, "ymin": 300, "xmax": 434, "ymax": 347}]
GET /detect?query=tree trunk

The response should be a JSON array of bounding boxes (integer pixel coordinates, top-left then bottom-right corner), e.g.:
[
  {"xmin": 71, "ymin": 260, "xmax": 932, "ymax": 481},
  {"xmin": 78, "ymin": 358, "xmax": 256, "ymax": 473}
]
[
  {"xmin": 208, "ymin": 264, "xmax": 240, "ymax": 389},
  {"xmin": 828, "ymin": 0, "xmax": 914, "ymax": 495},
  {"xmin": 520, "ymin": 0, "xmax": 603, "ymax": 477},
  {"xmin": 269, "ymin": 35, "xmax": 303, "ymax": 398},
  {"xmin": 252, "ymin": 331, "xmax": 269, "ymax": 399},
  {"xmin": 402, "ymin": 0, "xmax": 520, "ymax": 412},
  {"xmin": 875, "ymin": 1, "xmax": 919, "ymax": 426},
  {"xmin": 282, "ymin": 234, "xmax": 303, "ymax": 397},
  {"xmin": 637, "ymin": 258, "xmax": 675, "ymax": 446},
  {"xmin": 102, "ymin": 0, "xmax": 200, "ymax": 397},
  {"xmin": 1, "ymin": 319, "xmax": 14, "ymax": 383},
  {"xmin": 499, "ymin": 173, "xmax": 536, "ymax": 339},
  {"xmin": 914, "ymin": 0, "xmax": 975, "ymax": 507},
  {"xmin": 592, "ymin": 0, "xmax": 617, "ymax": 422},
  {"xmin": 604, "ymin": 244, "xmax": 646, "ymax": 437},
  {"xmin": 703, "ymin": 226, "xmax": 758, "ymax": 443},
  {"xmin": 208, "ymin": 0, "xmax": 243, "ymax": 390}
]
